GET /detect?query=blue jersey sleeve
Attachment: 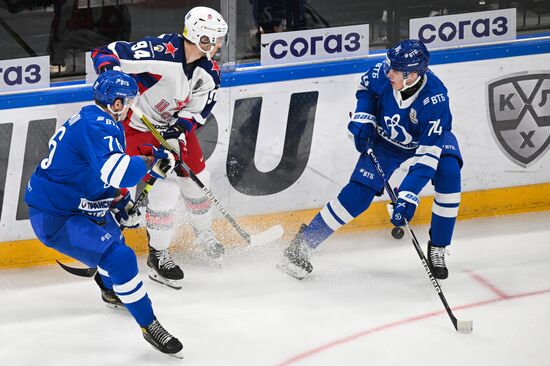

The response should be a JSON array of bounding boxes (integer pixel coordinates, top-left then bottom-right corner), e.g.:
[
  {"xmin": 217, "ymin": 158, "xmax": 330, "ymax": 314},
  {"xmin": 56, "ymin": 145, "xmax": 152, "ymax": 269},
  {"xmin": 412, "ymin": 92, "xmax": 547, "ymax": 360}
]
[
  {"xmin": 399, "ymin": 94, "xmax": 452, "ymax": 195},
  {"xmin": 349, "ymin": 63, "xmax": 386, "ymax": 136},
  {"xmin": 83, "ymin": 113, "xmax": 147, "ymax": 189}
]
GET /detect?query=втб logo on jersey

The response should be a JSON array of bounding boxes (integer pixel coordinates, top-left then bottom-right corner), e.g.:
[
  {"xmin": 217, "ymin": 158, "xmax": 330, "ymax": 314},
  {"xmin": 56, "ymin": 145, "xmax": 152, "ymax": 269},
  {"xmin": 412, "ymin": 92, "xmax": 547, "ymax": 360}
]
[
  {"xmin": 487, "ymin": 72, "xmax": 550, "ymax": 167},
  {"xmin": 383, "ymin": 114, "xmax": 413, "ymax": 144}
]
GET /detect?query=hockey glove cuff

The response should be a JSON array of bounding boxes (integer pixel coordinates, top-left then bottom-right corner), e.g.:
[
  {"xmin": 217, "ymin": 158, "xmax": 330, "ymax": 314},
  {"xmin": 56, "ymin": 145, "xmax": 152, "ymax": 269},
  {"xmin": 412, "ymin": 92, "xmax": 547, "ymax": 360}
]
[
  {"xmin": 347, "ymin": 112, "xmax": 376, "ymax": 153},
  {"xmin": 390, "ymin": 191, "xmax": 420, "ymax": 226},
  {"xmin": 111, "ymin": 188, "xmax": 142, "ymax": 228}
]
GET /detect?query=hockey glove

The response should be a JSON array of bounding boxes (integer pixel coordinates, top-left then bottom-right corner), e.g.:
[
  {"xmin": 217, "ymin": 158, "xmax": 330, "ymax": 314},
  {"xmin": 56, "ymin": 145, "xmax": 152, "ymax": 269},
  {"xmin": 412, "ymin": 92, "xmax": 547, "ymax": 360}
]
[
  {"xmin": 173, "ymin": 117, "xmax": 196, "ymax": 135},
  {"xmin": 390, "ymin": 191, "xmax": 420, "ymax": 227},
  {"xmin": 149, "ymin": 146, "xmax": 176, "ymax": 179},
  {"xmin": 111, "ymin": 188, "xmax": 142, "ymax": 228},
  {"xmin": 161, "ymin": 125, "xmax": 188, "ymax": 161},
  {"xmin": 347, "ymin": 112, "xmax": 376, "ymax": 153}
]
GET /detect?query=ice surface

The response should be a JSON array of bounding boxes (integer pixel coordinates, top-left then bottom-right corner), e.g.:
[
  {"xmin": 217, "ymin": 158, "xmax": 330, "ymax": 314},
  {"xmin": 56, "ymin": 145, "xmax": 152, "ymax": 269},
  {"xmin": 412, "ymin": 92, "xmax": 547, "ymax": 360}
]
[{"xmin": 1, "ymin": 211, "xmax": 549, "ymax": 365}]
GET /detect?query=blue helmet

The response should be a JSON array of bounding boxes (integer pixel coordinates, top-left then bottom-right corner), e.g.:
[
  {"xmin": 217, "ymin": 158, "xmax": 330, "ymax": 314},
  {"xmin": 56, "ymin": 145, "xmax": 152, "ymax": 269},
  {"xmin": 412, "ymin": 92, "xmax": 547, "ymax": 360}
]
[
  {"xmin": 385, "ymin": 39, "xmax": 430, "ymax": 77},
  {"xmin": 93, "ymin": 70, "xmax": 138, "ymax": 106}
]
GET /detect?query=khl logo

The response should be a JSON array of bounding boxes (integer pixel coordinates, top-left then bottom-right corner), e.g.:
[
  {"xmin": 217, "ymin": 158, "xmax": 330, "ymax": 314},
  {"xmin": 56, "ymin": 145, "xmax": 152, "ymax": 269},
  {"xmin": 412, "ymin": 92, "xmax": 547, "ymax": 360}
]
[{"xmin": 487, "ymin": 72, "xmax": 550, "ymax": 167}]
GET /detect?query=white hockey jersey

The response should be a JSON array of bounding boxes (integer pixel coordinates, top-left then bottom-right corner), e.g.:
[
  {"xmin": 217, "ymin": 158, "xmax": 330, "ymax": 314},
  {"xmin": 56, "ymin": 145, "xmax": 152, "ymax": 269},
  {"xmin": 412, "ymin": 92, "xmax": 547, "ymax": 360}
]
[{"xmin": 92, "ymin": 33, "xmax": 221, "ymax": 133}]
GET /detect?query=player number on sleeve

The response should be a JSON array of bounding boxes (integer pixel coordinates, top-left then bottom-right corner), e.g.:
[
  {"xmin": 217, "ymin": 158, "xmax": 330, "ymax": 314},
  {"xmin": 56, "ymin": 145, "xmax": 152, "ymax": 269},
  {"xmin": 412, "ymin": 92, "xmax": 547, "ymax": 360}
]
[
  {"xmin": 40, "ymin": 126, "xmax": 67, "ymax": 169},
  {"xmin": 428, "ymin": 119, "xmax": 442, "ymax": 136},
  {"xmin": 131, "ymin": 41, "xmax": 151, "ymax": 59},
  {"xmin": 206, "ymin": 89, "xmax": 219, "ymax": 104}
]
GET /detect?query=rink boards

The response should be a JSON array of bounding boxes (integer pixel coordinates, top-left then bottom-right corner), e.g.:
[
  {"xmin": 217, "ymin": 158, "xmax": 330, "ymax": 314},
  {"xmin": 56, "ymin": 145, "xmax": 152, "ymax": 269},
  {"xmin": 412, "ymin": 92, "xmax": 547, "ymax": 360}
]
[{"xmin": 1, "ymin": 38, "xmax": 550, "ymax": 268}]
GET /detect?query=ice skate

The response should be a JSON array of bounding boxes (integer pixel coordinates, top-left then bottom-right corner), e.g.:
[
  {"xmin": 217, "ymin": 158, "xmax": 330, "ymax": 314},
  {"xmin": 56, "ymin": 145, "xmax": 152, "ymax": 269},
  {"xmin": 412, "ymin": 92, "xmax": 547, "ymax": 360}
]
[
  {"xmin": 277, "ymin": 224, "xmax": 313, "ymax": 280},
  {"xmin": 141, "ymin": 318, "xmax": 183, "ymax": 359},
  {"xmin": 195, "ymin": 228, "xmax": 225, "ymax": 260},
  {"xmin": 427, "ymin": 241, "xmax": 449, "ymax": 280},
  {"xmin": 147, "ymin": 245, "xmax": 184, "ymax": 290},
  {"xmin": 94, "ymin": 272, "xmax": 125, "ymax": 311}
]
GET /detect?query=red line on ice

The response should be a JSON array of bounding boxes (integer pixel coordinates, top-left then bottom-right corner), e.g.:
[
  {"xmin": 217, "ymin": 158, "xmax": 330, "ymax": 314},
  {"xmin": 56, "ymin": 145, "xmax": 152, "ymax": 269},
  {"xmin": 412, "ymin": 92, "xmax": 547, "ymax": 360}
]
[{"xmin": 276, "ymin": 273, "xmax": 550, "ymax": 366}]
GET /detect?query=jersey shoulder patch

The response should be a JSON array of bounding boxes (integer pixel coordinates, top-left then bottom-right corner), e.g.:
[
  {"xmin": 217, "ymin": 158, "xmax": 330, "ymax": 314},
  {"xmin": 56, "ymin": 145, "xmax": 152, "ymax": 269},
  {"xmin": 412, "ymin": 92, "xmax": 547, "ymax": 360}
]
[{"xmin": 195, "ymin": 58, "xmax": 221, "ymax": 85}]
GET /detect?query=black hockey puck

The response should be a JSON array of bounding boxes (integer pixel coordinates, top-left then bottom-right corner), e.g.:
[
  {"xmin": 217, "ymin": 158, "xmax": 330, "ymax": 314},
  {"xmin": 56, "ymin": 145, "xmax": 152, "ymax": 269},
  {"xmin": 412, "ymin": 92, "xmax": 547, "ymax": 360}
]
[{"xmin": 391, "ymin": 226, "xmax": 404, "ymax": 239}]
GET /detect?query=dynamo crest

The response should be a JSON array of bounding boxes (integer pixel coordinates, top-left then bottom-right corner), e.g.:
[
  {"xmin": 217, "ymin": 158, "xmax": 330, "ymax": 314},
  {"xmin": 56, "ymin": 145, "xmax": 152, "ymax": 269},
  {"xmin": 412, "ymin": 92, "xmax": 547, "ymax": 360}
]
[{"xmin": 487, "ymin": 72, "xmax": 550, "ymax": 167}]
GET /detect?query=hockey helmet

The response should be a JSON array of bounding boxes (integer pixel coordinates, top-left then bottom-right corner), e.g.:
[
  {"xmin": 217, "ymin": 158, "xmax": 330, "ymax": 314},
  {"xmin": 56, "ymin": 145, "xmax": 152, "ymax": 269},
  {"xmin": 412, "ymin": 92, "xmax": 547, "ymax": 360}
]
[
  {"xmin": 183, "ymin": 6, "xmax": 228, "ymax": 57},
  {"xmin": 93, "ymin": 70, "xmax": 138, "ymax": 107},
  {"xmin": 384, "ymin": 39, "xmax": 430, "ymax": 78}
]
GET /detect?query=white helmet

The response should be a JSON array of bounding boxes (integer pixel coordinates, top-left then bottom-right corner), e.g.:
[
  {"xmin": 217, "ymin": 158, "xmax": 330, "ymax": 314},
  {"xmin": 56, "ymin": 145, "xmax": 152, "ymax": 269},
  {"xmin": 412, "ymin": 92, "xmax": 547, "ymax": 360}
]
[{"xmin": 183, "ymin": 6, "xmax": 228, "ymax": 59}]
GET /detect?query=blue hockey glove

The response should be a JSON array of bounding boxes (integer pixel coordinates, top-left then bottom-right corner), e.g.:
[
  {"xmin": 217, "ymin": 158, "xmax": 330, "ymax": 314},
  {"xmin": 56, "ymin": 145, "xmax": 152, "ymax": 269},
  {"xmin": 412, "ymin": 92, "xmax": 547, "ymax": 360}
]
[
  {"xmin": 111, "ymin": 189, "xmax": 141, "ymax": 228},
  {"xmin": 347, "ymin": 112, "xmax": 376, "ymax": 153},
  {"xmin": 149, "ymin": 145, "xmax": 176, "ymax": 179},
  {"xmin": 173, "ymin": 117, "xmax": 196, "ymax": 135},
  {"xmin": 390, "ymin": 191, "xmax": 420, "ymax": 226}
]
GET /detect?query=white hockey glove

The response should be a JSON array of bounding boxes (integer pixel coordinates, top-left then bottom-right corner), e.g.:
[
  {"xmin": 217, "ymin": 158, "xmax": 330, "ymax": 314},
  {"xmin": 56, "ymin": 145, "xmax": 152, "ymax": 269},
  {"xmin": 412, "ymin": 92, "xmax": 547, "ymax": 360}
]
[{"xmin": 149, "ymin": 146, "xmax": 176, "ymax": 179}]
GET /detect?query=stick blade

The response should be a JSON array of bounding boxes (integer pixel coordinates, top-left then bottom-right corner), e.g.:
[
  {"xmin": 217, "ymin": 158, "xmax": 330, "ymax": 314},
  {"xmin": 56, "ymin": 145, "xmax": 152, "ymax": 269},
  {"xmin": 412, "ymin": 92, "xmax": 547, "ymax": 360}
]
[
  {"xmin": 456, "ymin": 320, "xmax": 473, "ymax": 334},
  {"xmin": 249, "ymin": 225, "xmax": 284, "ymax": 247}
]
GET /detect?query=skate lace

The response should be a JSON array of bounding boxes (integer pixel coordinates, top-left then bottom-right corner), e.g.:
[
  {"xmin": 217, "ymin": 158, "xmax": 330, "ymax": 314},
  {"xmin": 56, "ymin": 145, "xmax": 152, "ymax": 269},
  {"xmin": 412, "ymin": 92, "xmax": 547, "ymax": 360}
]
[
  {"xmin": 156, "ymin": 250, "xmax": 177, "ymax": 270},
  {"xmin": 148, "ymin": 320, "xmax": 173, "ymax": 345},
  {"xmin": 429, "ymin": 246, "xmax": 447, "ymax": 268}
]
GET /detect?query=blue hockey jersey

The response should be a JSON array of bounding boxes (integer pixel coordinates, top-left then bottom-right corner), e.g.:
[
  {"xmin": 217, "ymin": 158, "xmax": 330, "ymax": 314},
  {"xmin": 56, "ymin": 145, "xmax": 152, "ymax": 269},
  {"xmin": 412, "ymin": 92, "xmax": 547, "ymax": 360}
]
[
  {"xmin": 352, "ymin": 62, "xmax": 460, "ymax": 194},
  {"xmin": 25, "ymin": 105, "xmax": 147, "ymax": 219}
]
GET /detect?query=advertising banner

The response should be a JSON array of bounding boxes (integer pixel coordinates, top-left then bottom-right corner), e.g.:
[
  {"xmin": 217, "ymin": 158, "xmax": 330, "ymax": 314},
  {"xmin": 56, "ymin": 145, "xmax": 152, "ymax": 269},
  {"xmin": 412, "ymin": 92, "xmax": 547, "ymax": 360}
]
[
  {"xmin": 409, "ymin": 8, "xmax": 516, "ymax": 49},
  {"xmin": 0, "ymin": 56, "xmax": 50, "ymax": 93},
  {"xmin": 260, "ymin": 24, "xmax": 369, "ymax": 66},
  {"xmin": 2, "ymin": 52, "xmax": 550, "ymax": 242}
]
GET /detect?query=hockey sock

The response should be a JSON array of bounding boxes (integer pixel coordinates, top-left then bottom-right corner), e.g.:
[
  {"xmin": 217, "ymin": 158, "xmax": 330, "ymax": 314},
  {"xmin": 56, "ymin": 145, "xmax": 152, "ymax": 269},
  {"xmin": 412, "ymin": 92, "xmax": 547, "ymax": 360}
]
[
  {"xmin": 431, "ymin": 156, "xmax": 461, "ymax": 246},
  {"xmin": 303, "ymin": 181, "xmax": 376, "ymax": 249},
  {"xmin": 99, "ymin": 243, "xmax": 154, "ymax": 327}
]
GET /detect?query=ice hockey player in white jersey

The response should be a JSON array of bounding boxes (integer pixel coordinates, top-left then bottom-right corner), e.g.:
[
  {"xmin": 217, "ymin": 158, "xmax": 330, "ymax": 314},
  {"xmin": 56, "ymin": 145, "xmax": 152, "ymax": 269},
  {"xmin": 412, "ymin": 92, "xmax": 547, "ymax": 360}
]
[
  {"xmin": 279, "ymin": 39, "xmax": 463, "ymax": 280},
  {"xmin": 91, "ymin": 6, "xmax": 228, "ymax": 289},
  {"xmin": 25, "ymin": 70, "xmax": 183, "ymax": 358}
]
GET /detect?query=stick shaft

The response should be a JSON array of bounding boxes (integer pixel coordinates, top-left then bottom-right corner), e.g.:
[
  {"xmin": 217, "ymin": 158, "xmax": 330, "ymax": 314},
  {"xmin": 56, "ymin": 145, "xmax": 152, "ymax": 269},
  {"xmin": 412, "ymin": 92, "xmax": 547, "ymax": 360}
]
[
  {"xmin": 134, "ymin": 107, "xmax": 252, "ymax": 243},
  {"xmin": 367, "ymin": 149, "xmax": 460, "ymax": 331}
]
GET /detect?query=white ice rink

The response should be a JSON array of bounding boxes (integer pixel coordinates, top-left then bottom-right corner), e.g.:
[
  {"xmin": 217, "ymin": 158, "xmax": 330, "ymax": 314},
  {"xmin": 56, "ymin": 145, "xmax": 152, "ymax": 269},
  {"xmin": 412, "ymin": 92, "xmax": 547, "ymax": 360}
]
[{"xmin": 1, "ymin": 211, "xmax": 549, "ymax": 366}]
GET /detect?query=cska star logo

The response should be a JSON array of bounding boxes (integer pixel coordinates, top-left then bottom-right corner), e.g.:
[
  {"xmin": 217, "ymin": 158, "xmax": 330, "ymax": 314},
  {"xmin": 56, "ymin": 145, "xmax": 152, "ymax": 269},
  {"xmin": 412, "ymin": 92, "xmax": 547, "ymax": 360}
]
[
  {"xmin": 163, "ymin": 42, "xmax": 178, "ymax": 58},
  {"xmin": 487, "ymin": 72, "xmax": 550, "ymax": 167},
  {"xmin": 211, "ymin": 60, "xmax": 220, "ymax": 76},
  {"xmin": 169, "ymin": 97, "xmax": 189, "ymax": 112}
]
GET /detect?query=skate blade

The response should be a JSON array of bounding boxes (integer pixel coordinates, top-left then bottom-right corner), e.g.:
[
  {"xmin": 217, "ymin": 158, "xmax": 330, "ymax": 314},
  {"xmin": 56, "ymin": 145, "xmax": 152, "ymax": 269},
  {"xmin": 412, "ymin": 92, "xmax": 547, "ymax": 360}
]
[
  {"xmin": 105, "ymin": 303, "xmax": 126, "ymax": 311},
  {"xmin": 276, "ymin": 259, "xmax": 309, "ymax": 280},
  {"xmin": 148, "ymin": 269, "xmax": 182, "ymax": 290},
  {"xmin": 169, "ymin": 350, "xmax": 184, "ymax": 359}
]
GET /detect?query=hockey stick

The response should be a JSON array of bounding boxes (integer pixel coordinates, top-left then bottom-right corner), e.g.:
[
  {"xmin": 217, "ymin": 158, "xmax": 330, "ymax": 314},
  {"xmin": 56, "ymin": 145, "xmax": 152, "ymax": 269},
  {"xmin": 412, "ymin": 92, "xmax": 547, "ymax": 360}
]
[
  {"xmin": 131, "ymin": 105, "xmax": 284, "ymax": 247},
  {"xmin": 56, "ymin": 177, "xmax": 157, "ymax": 278},
  {"xmin": 366, "ymin": 148, "xmax": 473, "ymax": 334}
]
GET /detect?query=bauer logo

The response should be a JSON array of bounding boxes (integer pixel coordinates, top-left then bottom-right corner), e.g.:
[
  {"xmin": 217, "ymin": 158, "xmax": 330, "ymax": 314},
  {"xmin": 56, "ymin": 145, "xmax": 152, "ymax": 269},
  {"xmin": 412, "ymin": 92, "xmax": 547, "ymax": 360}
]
[
  {"xmin": 487, "ymin": 72, "xmax": 550, "ymax": 167},
  {"xmin": 260, "ymin": 24, "xmax": 369, "ymax": 66},
  {"xmin": 409, "ymin": 8, "xmax": 516, "ymax": 49},
  {"xmin": 0, "ymin": 56, "xmax": 49, "ymax": 92}
]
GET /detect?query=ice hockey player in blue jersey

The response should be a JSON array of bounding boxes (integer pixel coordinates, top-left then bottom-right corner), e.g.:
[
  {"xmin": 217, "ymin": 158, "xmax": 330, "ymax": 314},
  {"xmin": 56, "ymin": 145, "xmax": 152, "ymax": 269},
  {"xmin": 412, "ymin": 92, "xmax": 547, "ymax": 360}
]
[
  {"xmin": 278, "ymin": 39, "xmax": 462, "ymax": 280},
  {"xmin": 24, "ymin": 70, "xmax": 183, "ymax": 358}
]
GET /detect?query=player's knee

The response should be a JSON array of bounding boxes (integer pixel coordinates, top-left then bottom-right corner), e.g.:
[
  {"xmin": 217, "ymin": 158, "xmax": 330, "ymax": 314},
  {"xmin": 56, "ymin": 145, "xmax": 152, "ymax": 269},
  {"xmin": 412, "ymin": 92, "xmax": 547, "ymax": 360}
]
[
  {"xmin": 338, "ymin": 181, "xmax": 377, "ymax": 217},
  {"xmin": 98, "ymin": 243, "xmax": 139, "ymax": 281},
  {"xmin": 147, "ymin": 178, "xmax": 180, "ymax": 211},
  {"xmin": 178, "ymin": 169, "xmax": 210, "ymax": 199}
]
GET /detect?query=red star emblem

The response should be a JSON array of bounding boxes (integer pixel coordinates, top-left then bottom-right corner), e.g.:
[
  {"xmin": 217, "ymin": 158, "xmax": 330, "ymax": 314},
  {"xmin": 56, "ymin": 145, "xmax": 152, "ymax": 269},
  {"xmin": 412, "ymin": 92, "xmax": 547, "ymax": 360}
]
[
  {"xmin": 211, "ymin": 60, "xmax": 220, "ymax": 76},
  {"xmin": 163, "ymin": 42, "xmax": 178, "ymax": 58},
  {"xmin": 169, "ymin": 97, "xmax": 189, "ymax": 112}
]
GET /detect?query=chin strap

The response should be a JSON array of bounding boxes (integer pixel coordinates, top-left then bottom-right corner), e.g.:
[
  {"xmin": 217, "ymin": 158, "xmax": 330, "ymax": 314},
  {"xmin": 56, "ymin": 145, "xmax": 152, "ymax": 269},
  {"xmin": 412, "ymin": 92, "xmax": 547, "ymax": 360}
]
[
  {"xmin": 399, "ymin": 74, "xmax": 422, "ymax": 92},
  {"xmin": 195, "ymin": 43, "xmax": 213, "ymax": 60},
  {"xmin": 107, "ymin": 104, "xmax": 128, "ymax": 121}
]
